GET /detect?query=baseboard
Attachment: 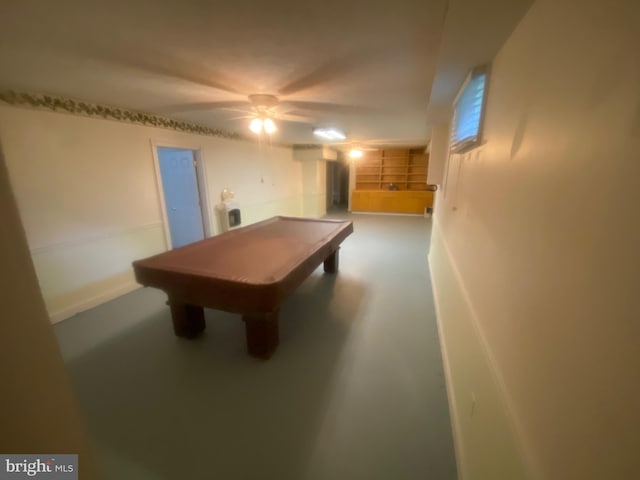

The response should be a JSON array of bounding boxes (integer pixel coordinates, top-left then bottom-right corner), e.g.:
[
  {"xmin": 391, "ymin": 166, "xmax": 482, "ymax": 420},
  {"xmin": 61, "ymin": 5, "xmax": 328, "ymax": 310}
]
[
  {"xmin": 49, "ymin": 281, "xmax": 140, "ymax": 324},
  {"xmin": 429, "ymin": 256, "xmax": 468, "ymax": 480},
  {"xmin": 350, "ymin": 211, "xmax": 425, "ymax": 217}
]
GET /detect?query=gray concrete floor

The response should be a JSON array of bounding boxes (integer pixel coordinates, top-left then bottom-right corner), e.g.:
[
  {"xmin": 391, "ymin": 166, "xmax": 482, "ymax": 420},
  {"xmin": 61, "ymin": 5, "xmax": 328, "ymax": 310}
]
[{"xmin": 55, "ymin": 212, "xmax": 457, "ymax": 480}]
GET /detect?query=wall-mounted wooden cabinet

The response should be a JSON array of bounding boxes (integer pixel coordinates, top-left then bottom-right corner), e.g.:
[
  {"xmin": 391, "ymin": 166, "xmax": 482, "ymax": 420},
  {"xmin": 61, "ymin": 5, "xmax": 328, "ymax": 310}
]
[{"xmin": 355, "ymin": 147, "xmax": 431, "ymax": 191}]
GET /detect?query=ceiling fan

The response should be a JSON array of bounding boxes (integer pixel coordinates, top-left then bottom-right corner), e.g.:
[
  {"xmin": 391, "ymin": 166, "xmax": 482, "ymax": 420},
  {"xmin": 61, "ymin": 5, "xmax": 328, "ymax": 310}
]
[
  {"xmin": 160, "ymin": 91, "xmax": 378, "ymax": 137},
  {"xmin": 92, "ymin": 49, "xmax": 398, "ymax": 143},
  {"xmin": 77, "ymin": 46, "xmax": 401, "ymax": 141},
  {"xmin": 235, "ymin": 94, "xmax": 319, "ymax": 135}
]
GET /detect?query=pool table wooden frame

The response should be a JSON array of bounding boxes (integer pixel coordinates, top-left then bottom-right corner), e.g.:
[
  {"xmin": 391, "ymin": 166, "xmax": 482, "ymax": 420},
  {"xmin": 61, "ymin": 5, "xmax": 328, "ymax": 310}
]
[{"xmin": 132, "ymin": 216, "xmax": 353, "ymax": 359}]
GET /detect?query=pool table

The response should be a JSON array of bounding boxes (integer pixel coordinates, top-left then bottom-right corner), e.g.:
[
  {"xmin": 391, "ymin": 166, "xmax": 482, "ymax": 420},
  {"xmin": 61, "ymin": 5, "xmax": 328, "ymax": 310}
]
[{"xmin": 132, "ymin": 216, "xmax": 353, "ymax": 359}]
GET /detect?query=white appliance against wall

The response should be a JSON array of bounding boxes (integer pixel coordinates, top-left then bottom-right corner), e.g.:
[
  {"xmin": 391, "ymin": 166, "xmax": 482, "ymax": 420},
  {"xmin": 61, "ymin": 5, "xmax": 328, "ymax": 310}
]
[{"xmin": 216, "ymin": 189, "xmax": 242, "ymax": 233}]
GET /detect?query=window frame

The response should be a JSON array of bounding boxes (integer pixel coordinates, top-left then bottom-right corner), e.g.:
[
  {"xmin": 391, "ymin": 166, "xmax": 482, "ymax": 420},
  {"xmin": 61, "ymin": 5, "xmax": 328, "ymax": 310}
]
[{"xmin": 450, "ymin": 65, "xmax": 490, "ymax": 154}]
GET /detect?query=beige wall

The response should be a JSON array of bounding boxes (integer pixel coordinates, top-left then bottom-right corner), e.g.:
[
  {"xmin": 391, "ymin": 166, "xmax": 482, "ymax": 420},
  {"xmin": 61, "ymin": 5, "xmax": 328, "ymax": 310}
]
[
  {"xmin": 0, "ymin": 144, "xmax": 101, "ymax": 478},
  {"xmin": 430, "ymin": 0, "xmax": 640, "ymax": 478},
  {"xmin": 427, "ymin": 124, "xmax": 450, "ymax": 186},
  {"xmin": 0, "ymin": 106, "xmax": 303, "ymax": 322},
  {"xmin": 294, "ymin": 148, "xmax": 328, "ymax": 218},
  {"xmin": 347, "ymin": 159, "xmax": 356, "ymax": 211},
  {"xmin": 300, "ymin": 158, "xmax": 328, "ymax": 218}
]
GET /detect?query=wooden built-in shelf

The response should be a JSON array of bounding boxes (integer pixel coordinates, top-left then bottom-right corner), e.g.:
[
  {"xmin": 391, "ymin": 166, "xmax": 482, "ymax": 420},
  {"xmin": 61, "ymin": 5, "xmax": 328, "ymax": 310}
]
[
  {"xmin": 354, "ymin": 147, "xmax": 435, "ymax": 191},
  {"xmin": 352, "ymin": 147, "xmax": 437, "ymax": 214}
]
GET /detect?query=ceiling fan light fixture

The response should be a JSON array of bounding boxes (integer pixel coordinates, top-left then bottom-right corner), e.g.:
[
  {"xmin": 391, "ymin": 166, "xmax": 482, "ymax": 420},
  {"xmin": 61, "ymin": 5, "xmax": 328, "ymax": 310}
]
[
  {"xmin": 263, "ymin": 117, "xmax": 277, "ymax": 134},
  {"xmin": 313, "ymin": 128, "xmax": 346, "ymax": 141},
  {"xmin": 349, "ymin": 148, "xmax": 363, "ymax": 159},
  {"xmin": 249, "ymin": 118, "xmax": 263, "ymax": 134},
  {"xmin": 249, "ymin": 116, "xmax": 277, "ymax": 135}
]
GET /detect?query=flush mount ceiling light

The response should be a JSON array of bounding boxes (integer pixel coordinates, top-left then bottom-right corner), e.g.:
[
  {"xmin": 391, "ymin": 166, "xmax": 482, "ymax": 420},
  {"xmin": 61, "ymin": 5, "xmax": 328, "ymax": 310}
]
[
  {"xmin": 348, "ymin": 148, "xmax": 363, "ymax": 159},
  {"xmin": 313, "ymin": 128, "xmax": 346, "ymax": 141}
]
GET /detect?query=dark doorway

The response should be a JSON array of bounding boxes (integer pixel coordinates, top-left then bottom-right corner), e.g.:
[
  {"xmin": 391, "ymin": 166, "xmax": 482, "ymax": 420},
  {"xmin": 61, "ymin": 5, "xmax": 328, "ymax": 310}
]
[{"xmin": 326, "ymin": 160, "xmax": 349, "ymax": 212}]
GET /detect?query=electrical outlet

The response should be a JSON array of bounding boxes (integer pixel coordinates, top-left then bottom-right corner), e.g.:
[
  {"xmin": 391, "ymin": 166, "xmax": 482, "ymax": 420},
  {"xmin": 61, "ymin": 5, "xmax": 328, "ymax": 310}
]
[{"xmin": 470, "ymin": 393, "xmax": 476, "ymax": 418}]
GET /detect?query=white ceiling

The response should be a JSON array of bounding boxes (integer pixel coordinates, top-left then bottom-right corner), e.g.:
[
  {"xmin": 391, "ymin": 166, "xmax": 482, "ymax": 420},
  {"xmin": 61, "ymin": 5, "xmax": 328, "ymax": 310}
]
[{"xmin": 0, "ymin": 0, "xmax": 532, "ymax": 146}]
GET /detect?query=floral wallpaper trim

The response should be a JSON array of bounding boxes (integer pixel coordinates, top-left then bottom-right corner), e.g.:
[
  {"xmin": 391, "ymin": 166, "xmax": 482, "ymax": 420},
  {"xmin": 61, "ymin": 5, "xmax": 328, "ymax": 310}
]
[{"xmin": 0, "ymin": 90, "xmax": 247, "ymax": 141}]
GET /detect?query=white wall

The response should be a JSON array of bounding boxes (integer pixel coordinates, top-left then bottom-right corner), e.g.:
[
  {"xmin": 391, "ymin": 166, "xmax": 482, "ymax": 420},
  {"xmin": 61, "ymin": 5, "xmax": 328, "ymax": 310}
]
[
  {"xmin": 0, "ymin": 145, "xmax": 101, "ymax": 478},
  {"xmin": 0, "ymin": 106, "xmax": 303, "ymax": 322},
  {"xmin": 301, "ymin": 159, "xmax": 328, "ymax": 217},
  {"xmin": 427, "ymin": 124, "xmax": 450, "ymax": 185},
  {"xmin": 294, "ymin": 148, "xmax": 328, "ymax": 218},
  {"xmin": 429, "ymin": 0, "xmax": 640, "ymax": 478},
  {"xmin": 347, "ymin": 159, "xmax": 356, "ymax": 211}
]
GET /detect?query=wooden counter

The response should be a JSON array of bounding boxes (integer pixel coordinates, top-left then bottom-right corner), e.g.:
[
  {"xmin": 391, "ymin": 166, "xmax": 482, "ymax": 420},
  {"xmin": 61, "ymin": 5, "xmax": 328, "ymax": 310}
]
[{"xmin": 351, "ymin": 190, "xmax": 434, "ymax": 214}]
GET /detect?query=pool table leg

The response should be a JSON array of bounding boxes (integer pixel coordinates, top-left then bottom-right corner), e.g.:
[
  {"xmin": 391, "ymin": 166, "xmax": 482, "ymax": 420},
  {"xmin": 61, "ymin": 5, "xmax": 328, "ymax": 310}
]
[
  {"xmin": 168, "ymin": 300, "xmax": 206, "ymax": 338},
  {"xmin": 324, "ymin": 248, "xmax": 340, "ymax": 273},
  {"xmin": 243, "ymin": 311, "xmax": 279, "ymax": 359}
]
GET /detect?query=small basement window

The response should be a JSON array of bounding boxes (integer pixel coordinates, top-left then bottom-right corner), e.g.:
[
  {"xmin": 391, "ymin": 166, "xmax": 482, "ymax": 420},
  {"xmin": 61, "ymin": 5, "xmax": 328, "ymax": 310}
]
[{"xmin": 450, "ymin": 65, "xmax": 489, "ymax": 153}]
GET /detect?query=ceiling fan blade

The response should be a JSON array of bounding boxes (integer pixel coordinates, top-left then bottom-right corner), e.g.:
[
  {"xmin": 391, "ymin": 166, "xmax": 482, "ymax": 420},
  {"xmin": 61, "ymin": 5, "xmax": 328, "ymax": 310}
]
[
  {"xmin": 277, "ymin": 49, "xmax": 374, "ymax": 96},
  {"xmin": 75, "ymin": 43, "xmax": 251, "ymax": 95},
  {"xmin": 280, "ymin": 101, "xmax": 383, "ymax": 116},
  {"xmin": 278, "ymin": 113, "xmax": 316, "ymax": 124},
  {"xmin": 219, "ymin": 107, "xmax": 254, "ymax": 114},
  {"xmin": 155, "ymin": 100, "xmax": 249, "ymax": 114},
  {"xmin": 141, "ymin": 65, "xmax": 244, "ymax": 95}
]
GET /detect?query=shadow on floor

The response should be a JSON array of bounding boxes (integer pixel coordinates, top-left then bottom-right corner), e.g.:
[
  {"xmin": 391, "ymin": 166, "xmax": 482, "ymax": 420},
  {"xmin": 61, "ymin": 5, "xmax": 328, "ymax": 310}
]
[{"xmin": 64, "ymin": 269, "xmax": 367, "ymax": 479}]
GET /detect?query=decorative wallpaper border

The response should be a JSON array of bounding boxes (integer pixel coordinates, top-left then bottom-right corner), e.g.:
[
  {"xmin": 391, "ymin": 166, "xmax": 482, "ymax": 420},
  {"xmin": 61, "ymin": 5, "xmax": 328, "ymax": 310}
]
[{"xmin": 0, "ymin": 90, "xmax": 245, "ymax": 141}]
